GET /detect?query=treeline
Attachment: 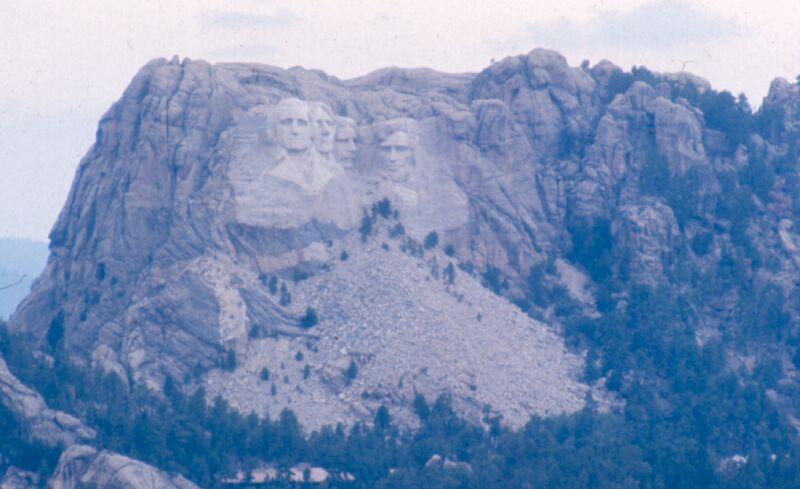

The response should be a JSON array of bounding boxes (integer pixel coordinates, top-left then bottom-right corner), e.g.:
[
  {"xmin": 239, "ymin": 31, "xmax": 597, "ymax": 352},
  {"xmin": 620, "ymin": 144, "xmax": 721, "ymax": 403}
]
[{"xmin": 3, "ymin": 319, "xmax": 800, "ymax": 488}]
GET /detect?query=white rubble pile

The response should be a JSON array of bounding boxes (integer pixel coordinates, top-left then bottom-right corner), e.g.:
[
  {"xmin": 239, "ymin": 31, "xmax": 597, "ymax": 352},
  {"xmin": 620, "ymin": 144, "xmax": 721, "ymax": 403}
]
[{"xmin": 205, "ymin": 229, "xmax": 588, "ymax": 432}]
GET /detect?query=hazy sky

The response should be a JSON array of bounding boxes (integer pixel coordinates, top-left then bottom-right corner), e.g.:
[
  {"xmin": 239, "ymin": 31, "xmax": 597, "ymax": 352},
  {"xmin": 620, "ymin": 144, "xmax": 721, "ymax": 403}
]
[{"xmin": 1, "ymin": 0, "xmax": 799, "ymax": 240}]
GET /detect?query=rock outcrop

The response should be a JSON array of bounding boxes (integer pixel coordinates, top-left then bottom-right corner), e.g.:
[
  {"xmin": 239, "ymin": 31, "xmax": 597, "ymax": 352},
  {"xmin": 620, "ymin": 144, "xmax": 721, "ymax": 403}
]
[
  {"xmin": 48, "ymin": 445, "xmax": 198, "ymax": 489},
  {"xmin": 1, "ymin": 467, "xmax": 39, "ymax": 489},
  {"xmin": 761, "ymin": 77, "xmax": 800, "ymax": 144},
  {"xmin": 611, "ymin": 200, "xmax": 681, "ymax": 286},
  {"xmin": 0, "ymin": 356, "xmax": 95, "ymax": 447}
]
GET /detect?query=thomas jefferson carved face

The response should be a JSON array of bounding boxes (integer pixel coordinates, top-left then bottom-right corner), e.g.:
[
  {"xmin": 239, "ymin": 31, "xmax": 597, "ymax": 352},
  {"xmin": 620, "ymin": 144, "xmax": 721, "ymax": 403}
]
[
  {"xmin": 380, "ymin": 131, "xmax": 414, "ymax": 183},
  {"xmin": 274, "ymin": 98, "xmax": 311, "ymax": 154},
  {"xmin": 334, "ymin": 119, "xmax": 357, "ymax": 167},
  {"xmin": 311, "ymin": 103, "xmax": 335, "ymax": 155}
]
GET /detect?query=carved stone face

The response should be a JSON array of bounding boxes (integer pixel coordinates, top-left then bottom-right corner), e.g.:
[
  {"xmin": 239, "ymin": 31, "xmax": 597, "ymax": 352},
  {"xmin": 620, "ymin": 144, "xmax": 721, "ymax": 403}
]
[
  {"xmin": 334, "ymin": 124, "xmax": 357, "ymax": 167},
  {"xmin": 380, "ymin": 131, "xmax": 414, "ymax": 183},
  {"xmin": 311, "ymin": 104, "xmax": 335, "ymax": 155},
  {"xmin": 274, "ymin": 99, "xmax": 311, "ymax": 154}
]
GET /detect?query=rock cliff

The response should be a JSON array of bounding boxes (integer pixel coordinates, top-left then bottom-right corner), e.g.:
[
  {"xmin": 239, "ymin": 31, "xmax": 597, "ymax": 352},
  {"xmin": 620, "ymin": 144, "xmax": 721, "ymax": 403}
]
[
  {"xmin": 7, "ymin": 47, "xmax": 800, "ymax": 439},
  {"xmin": 9, "ymin": 50, "xmax": 599, "ymax": 428}
]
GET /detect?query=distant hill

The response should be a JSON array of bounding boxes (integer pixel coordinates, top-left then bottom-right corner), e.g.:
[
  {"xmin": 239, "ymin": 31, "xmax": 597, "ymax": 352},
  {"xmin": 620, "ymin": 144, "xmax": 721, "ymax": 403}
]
[{"xmin": 0, "ymin": 238, "xmax": 48, "ymax": 319}]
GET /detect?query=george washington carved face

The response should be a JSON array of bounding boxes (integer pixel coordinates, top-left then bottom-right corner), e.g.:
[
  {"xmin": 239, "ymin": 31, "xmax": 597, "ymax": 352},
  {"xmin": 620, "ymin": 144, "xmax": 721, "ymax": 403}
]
[{"xmin": 274, "ymin": 98, "xmax": 312, "ymax": 154}]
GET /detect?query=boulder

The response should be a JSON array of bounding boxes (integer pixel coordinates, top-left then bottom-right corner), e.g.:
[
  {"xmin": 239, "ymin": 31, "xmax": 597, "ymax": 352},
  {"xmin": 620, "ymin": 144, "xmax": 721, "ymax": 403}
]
[{"xmin": 48, "ymin": 445, "xmax": 199, "ymax": 489}]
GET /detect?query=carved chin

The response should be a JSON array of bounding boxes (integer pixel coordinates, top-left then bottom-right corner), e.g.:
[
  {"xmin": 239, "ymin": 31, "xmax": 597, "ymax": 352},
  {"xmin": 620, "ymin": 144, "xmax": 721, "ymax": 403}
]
[
  {"xmin": 388, "ymin": 171, "xmax": 409, "ymax": 183},
  {"xmin": 334, "ymin": 151, "xmax": 354, "ymax": 165},
  {"xmin": 285, "ymin": 142, "xmax": 310, "ymax": 152}
]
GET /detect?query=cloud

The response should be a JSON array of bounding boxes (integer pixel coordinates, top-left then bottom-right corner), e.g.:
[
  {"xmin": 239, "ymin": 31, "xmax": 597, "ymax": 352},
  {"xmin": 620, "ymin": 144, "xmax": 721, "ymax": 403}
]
[
  {"xmin": 525, "ymin": 0, "xmax": 743, "ymax": 51},
  {"xmin": 201, "ymin": 8, "xmax": 301, "ymax": 30},
  {"xmin": 204, "ymin": 43, "xmax": 279, "ymax": 62}
]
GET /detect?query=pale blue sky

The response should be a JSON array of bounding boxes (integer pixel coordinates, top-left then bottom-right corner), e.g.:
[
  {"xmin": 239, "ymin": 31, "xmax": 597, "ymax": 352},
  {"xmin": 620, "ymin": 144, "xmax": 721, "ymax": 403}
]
[
  {"xmin": 1, "ymin": 0, "xmax": 798, "ymax": 240},
  {"xmin": 525, "ymin": 1, "xmax": 742, "ymax": 50}
]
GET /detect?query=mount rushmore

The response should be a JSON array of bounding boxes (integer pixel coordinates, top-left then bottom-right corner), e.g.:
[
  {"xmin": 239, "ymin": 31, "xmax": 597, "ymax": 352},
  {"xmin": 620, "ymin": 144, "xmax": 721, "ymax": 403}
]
[
  {"xmin": 227, "ymin": 96, "xmax": 468, "ymax": 241},
  {"xmin": 4, "ymin": 44, "xmax": 800, "ymax": 486},
  {"xmin": 7, "ymin": 49, "xmax": 602, "ymax": 431},
  {"xmin": 7, "ymin": 44, "xmax": 800, "ymax": 439}
]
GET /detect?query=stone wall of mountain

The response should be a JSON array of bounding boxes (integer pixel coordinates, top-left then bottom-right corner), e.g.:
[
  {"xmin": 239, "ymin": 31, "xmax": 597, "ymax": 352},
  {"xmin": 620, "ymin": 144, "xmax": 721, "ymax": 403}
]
[{"xmin": 6, "ymin": 48, "xmax": 800, "ymax": 431}]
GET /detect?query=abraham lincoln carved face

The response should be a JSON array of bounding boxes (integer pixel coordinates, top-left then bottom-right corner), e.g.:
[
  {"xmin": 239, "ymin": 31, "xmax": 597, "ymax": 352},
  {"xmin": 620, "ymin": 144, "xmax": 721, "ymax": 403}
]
[{"xmin": 380, "ymin": 130, "xmax": 414, "ymax": 183}]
